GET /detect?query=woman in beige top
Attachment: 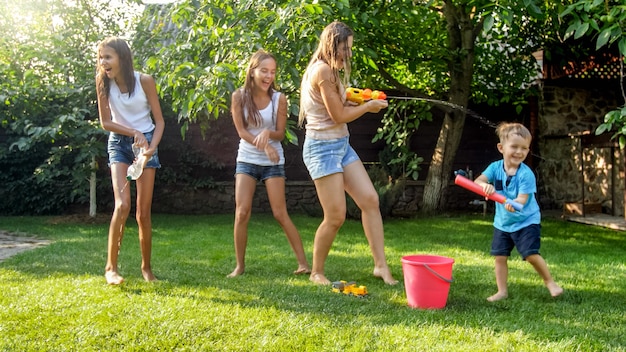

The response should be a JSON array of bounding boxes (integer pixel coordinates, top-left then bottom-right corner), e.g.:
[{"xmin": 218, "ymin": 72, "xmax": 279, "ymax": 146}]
[{"xmin": 299, "ymin": 21, "xmax": 397, "ymax": 286}]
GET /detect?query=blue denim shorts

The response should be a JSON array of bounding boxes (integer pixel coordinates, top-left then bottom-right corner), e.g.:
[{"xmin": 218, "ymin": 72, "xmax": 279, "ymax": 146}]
[
  {"xmin": 490, "ymin": 223, "xmax": 541, "ymax": 259},
  {"xmin": 107, "ymin": 130, "xmax": 161, "ymax": 168},
  {"xmin": 235, "ymin": 162, "xmax": 285, "ymax": 182},
  {"xmin": 302, "ymin": 136, "xmax": 360, "ymax": 180}
]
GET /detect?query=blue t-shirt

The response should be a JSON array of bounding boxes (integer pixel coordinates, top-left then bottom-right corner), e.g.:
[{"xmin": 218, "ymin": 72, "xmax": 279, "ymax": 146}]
[{"xmin": 482, "ymin": 160, "xmax": 540, "ymax": 232}]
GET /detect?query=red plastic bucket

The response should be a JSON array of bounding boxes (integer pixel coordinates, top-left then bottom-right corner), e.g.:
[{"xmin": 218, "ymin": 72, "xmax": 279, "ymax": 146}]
[{"xmin": 401, "ymin": 255, "xmax": 454, "ymax": 309}]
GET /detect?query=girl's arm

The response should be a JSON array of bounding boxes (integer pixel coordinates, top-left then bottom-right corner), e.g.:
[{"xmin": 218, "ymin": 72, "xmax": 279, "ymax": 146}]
[
  {"xmin": 254, "ymin": 93, "xmax": 288, "ymax": 146},
  {"xmin": 140, "ymin": 73, "xmax": 165, "ymax": 155},
  {"xmin": 314, "ymin": 63, "xmax": 387, "ymax": 124},
  {"xmin": 231, "ymin": 89, "xmax": 259, "ymax": 145}
]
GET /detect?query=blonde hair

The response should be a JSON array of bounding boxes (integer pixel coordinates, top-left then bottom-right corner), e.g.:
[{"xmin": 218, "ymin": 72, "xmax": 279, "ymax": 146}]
[{"xmin": 495, "ymin": 122, "xmax": 532, "ymax": 143}]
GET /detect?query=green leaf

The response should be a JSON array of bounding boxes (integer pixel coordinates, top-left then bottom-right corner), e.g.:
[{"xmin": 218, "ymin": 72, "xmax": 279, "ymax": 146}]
[
  {"xmin": 483, "ymin": 15, "xmax": 494, "ymax": 32},
  {"xmin": 574, "ymin": 22, "xmax": 590, "ymax": 39},
  {"xmin": 595, "ymin": 123, "xmax": 608, "ymax": 135},
  {"xmin": 596, "ymin": 28, "xmax": 611, "ymax": 49},
  {"xmin": 619, "ymin": 37, "xmax": 626, "ymax": 56}
]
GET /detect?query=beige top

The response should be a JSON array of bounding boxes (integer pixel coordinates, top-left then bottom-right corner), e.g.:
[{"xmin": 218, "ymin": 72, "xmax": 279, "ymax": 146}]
[{"xmin": 300, "ymin": 60, "xmax": 349, "ymax": 139}]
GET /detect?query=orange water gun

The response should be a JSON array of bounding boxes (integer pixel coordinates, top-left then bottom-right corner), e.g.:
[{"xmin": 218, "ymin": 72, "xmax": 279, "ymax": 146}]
[{"xmin": 345, "ymin": 88, "xmax": 387, "ymax": 105}]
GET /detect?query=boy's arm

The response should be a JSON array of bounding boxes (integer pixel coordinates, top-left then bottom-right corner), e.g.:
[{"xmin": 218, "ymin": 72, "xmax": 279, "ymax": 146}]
[
  {"xmin": 511, "ymin": 193, "xmax": 529, "ymax": 206},
  {"xmin": 474, "ymin": 174, "xmax": 495, "ymax": 196},
  {"xmin": 475, "ymin": 173, "xmax": 524, "ymax": 212}
]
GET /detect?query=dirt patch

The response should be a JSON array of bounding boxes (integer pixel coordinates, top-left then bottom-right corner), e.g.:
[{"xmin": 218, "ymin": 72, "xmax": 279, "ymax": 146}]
[
  {"xmin": 0, "ymin": 231, "xmax": 52, "ymax": 262},
  {"xmin": 0, "ymin": 214, "xmax": 110, "ymax": 262}
]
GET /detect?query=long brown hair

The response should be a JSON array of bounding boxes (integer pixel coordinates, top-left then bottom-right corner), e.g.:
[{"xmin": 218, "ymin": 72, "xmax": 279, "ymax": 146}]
[
  {"xmin": 240, "ymin": 50, "xmax": 278, "ymax": 127},
  {"xmin": 298, "ymin": 21, "xmax": 354, "ymax": 125},
  {"xmin": 95, "ymin": 37, "xmax": 136, "ymax": 99},
  {"xmin": 311, "ymin": 21, "xmax": 353, "ymax": 82}
]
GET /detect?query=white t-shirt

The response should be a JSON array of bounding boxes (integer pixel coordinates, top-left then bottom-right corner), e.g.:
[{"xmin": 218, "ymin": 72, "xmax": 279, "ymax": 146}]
[
  {"xmin": 108, "ymin": 72, "xmax": 155, "ymax": 133},
  {"xmin": 236, "ymin": 91, "xmax": 285, "ymax": 166}
]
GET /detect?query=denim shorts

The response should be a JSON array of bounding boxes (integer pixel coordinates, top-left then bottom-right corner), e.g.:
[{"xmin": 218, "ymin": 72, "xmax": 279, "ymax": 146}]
[
  {"xmin": 490, "ymin": 223, "xmax": 541, "ymax": 259},
  {"xmin": 107, "ymin": 130, "xmax": 161, "ymax": 168},
  {"xmin": 235, "ymin": 162, "xmax": 285, "ymax": 182},
  {"xmin": 302, "ymin": 136, "xmax": 360, "ymax": 180}
]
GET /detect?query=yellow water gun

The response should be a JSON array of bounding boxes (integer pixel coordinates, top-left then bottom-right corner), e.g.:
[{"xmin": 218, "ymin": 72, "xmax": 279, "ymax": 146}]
[{"xmin": 345, "ymin": 87, "xmax": 387, "ymax": 105}]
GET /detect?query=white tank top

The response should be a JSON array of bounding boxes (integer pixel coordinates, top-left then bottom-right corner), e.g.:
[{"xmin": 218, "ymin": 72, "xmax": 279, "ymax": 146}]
[
  {"xmin": 236, "ymin": 91, "xmax": 285, "ymax": 166},
  {"xmin": 108, "ymin": 72, "xmax": 155, "ymax": 133}
]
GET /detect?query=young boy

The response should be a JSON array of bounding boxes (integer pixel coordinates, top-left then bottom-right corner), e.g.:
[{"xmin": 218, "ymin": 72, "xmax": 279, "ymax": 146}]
[{"xmin": 474, "ymin": 122, "xmax": 563, "ymax": 302}]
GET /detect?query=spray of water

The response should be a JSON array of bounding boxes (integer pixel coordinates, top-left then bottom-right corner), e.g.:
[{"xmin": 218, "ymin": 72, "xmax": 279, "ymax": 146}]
[
  {"xmin": 386, "ymin": 95, "xmax": 546, "ymax": 161},
  {"xmin": 120, "ymin": 180, "xmax": 130, "ymax": 193},
  {"xmin": 386, "ymin": 96, "xmax": 498, "ymax": 129}
]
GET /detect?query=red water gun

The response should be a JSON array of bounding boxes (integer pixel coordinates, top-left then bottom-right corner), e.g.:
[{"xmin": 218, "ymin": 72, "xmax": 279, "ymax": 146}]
[
  {"xmin": 346, "ymin": 88, "xmax": 387, "ymax": 105},
  {"xmin": 454, "ymin": 174, "xmax": 523, "ymax": 211}
]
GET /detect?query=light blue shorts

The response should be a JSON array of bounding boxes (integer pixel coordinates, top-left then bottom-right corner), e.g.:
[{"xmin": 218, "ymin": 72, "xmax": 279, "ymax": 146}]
[
  {"xmin": 107, "ymin": 130, "xmax": 161, "ymax": 168},
  {"xmin": 302, "ymin": 135, "xmax": 360, "ymax": 180}
]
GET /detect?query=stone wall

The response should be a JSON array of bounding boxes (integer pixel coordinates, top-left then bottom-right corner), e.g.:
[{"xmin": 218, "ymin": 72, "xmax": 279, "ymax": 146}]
[
  {"xmin": 536, "ymin": 84, "xmax": 624, "ymax": 216},
  {"xmin": 151, "ymin": 179, "xmax": 486, "ymax": 217}
]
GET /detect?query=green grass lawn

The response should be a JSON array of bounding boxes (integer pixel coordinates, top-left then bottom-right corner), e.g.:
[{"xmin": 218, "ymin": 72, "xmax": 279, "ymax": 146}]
[{"xmin": 0, "ymin": 213, "xmax": 624, "ymax": 351}]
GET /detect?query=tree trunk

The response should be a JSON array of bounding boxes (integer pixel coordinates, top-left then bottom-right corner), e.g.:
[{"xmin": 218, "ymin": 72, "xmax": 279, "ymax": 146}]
[
  {"xmin": 89, "ymin": 155, "xmax": 97, "ymax": 217},
  {"xmin": 421, "ymin": 1, "xmax": 476, "ymax": 213},
  {"xmin": 422, "ymin": 112, "xmax": 467, "ymax": 212}
]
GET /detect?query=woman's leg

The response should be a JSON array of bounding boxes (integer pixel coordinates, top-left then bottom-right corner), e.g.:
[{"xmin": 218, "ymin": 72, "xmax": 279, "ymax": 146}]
[
  {"xmin": 135, "ymin": 168, "xmax": 157, "ymax": 282},
  {"xmin": 343, "ymin": 161, "xmax": 397, "ymax": 285},
  {"xmin": 265, "ymin": 177, "xmax": 310, "ymax": 274},
  {"xmin": 105, "ymin": 163, "xmax": 132, "ymax": 285},
  {"xmin": 310, "ymin": 173, "xmax": 347, "ymax": 285},
  {"xmin": 227, "ymin": 173, "xmax": 257, "ymax": 277}
]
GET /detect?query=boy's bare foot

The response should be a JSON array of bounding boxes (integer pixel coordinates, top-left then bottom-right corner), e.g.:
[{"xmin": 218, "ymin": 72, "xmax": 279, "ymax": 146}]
[
  {"xmin": 227, "ymin": 267, "xmax": 244, "ymax": 278},
  {"xmin": 373, "ymin": 267, "xmax": 398, "ymax": 285},
  {"xmin": 487, "ymin": 292, "xmax": 508, "ymax": 302},
  {"xmin": 309, "ymin": 272, "xmax": 331, "ymax": 285},
  {"xmin": 142, "ymin": 269, "xmax": 157, "ymax": 282},
  {"xmin": 293, "ymin": 265, "xmax": 312, "ymax": 275},
  {"xmin": 547, "ymin": 282, "xmax": 564, "ymax": 297},
  {"xmin": 105, "ymin": 271, "xmax": 124, "ymax": 285}
]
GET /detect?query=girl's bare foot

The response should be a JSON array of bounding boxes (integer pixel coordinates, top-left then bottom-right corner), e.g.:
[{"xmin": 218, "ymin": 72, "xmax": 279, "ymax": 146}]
[
  {"xmin": 105, "ymin": 271, "xmax": 124, "ymax": 285},
  {"xmin": 373, "ymin": 267, "xmax": 398, "ymax": 285},
  {"xmin": 309, "ymin": 272, "xmax": 331, "ymax": 285},
  {"xmin": 293, "ymin": 265, "xmax": 312, "ymax": 275},
  {"xmin": 547, "ymin": 282, "xmax": 564, "ymax": 297},
  {"xmin": 142, "ymin": 269, "xmax": 157, "ymax": 282},
  {"xmin": 227, "ymin": 267, "xmax": 244, "ymax": 278},
  {"xmin": 487, "ymin": 292, "xmax": 508, "ymax": 302}
]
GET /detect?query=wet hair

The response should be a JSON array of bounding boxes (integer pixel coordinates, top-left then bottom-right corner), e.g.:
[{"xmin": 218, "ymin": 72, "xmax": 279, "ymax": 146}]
[
  {"xmin": 95, "ymin": 37, "xmax": 136, "ymax": 99},
  {"xmin": 298, "ymin": 21, "xmax": 354, "ymax": 126},
  {"xmin": 310, "ymin": 21, "xmax": 353, "ymax": 86},
  {"xmin": 240, "ymin": 50, "xmax": 277, "ymax": 127},
  {"xmin": 495, "ymin": 122, "xmax": 532, "ymax": 143}
]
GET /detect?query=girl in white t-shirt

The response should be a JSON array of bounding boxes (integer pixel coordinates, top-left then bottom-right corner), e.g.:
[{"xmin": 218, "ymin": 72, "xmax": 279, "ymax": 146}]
[
  {"xmin": 228, "ymin": 50, "xmax": 310, "ymax": 277},
  {"xmin": 96, "ymin": 37, "xmax": 165, "ymax": 285}
]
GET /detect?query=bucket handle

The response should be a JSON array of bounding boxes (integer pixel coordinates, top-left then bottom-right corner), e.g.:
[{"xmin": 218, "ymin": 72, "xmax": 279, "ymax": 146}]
[{"xmin": 423, "ymin": 264, "xmax": 453, "ymax": 283}]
